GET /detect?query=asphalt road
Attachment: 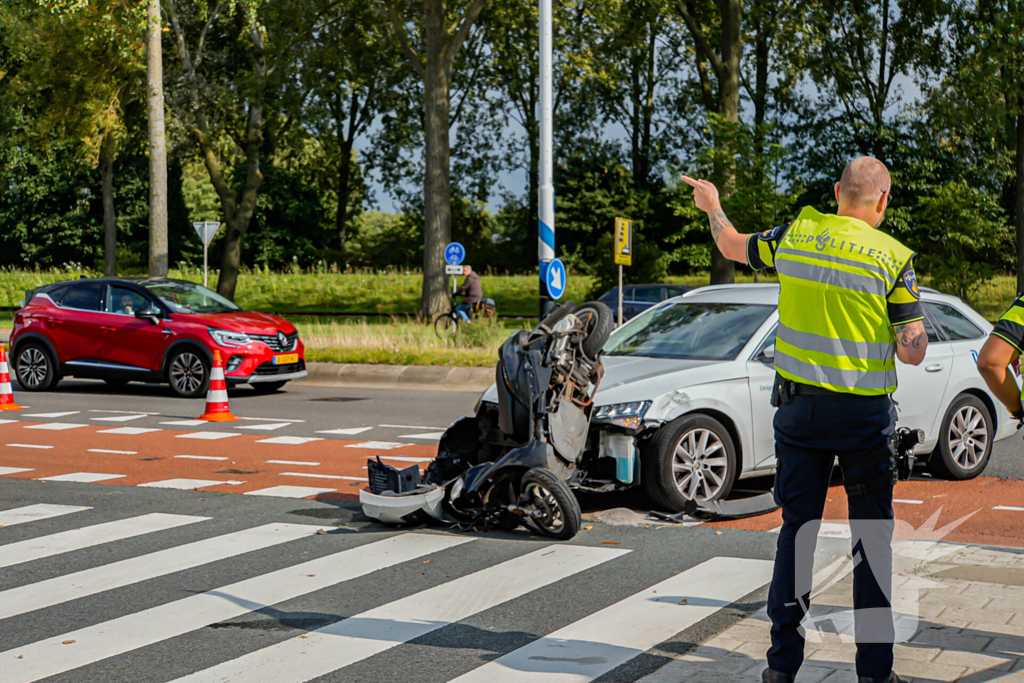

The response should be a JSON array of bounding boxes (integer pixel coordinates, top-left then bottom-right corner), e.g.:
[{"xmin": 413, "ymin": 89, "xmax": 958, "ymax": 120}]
[{"xmin": 9, "ymin": 376, "xmax": 1024, "ymax": 481}]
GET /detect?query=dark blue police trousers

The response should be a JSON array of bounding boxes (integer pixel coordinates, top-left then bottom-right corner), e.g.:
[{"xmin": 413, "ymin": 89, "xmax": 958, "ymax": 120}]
[{"xmin": 767, "ymin": 393, "xmax": 897, "ymax": 679}]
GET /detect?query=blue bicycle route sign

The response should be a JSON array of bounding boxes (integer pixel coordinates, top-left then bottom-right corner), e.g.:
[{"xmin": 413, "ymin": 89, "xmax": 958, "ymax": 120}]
[{"xmin": 444, "ymin": 242, "xmax": 466, "ymax": 266}]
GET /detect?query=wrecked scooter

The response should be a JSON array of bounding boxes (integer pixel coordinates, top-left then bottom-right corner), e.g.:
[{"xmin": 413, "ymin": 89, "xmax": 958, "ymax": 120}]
[{"xmin": 361, "ymin": 300, "xmax": 613, "ymax": 540}]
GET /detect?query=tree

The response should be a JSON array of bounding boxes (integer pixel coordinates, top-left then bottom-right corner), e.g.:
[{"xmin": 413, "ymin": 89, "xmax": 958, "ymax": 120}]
[
  {"xmin": 299, "ymin": 0, "xmax": 410, "ymax": 260},
  {"xmin": 147, "ymin": 0, "xmax": 168, "ymax": 276},
  {"xmin": 673, "ymin": 0, "xmax": 742, "ymax": 284},
  {"xmin": 383, "ymin": 0, "xmax": 487, "ymax": 320},
  {"xmin": 163, "ymin": 0, "xmax": 279, "ymax": 300}
]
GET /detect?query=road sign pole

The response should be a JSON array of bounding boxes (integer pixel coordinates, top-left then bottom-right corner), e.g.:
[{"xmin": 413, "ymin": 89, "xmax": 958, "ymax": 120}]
[
  {"xmin": 618, "ymin": 265, "xmax": 623, "ymax": 327},
  {"xmin": 538, "ymin": 0, "xmax": 555, "ymax": 319},
  {"xmin": 204, "ymin": 243, "xmax": 208, "ymax": 288}
]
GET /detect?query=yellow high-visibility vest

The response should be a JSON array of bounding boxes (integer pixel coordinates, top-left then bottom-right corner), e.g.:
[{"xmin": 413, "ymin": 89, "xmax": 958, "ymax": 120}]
[
  {"xmin": 774, "ymin": 206, "xmax": 914, "ymax": 395},
  {"xmin": 992, "ymin": 297, "xmax": 1024, "ymax": 402}
]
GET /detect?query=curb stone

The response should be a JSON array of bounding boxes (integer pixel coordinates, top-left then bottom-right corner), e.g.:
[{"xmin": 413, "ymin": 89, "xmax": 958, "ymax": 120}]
[
  {"xmin": 299, "ymin": 361, "xmax": 494, "ymax": 392},
  {"xmin": 0, "ymin": 329, "xmax": 492, "ymax": 392}
]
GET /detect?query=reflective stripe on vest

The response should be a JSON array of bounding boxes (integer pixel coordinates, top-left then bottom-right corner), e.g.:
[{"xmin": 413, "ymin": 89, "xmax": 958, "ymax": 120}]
[{"xmin": 774, "ymin": 206, "xmax": 914, "ymax": 396}]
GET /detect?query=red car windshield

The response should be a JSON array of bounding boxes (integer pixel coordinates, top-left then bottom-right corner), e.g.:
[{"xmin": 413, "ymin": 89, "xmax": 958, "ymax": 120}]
[{"xmin": 144, "ymin": 282, "xmax": 242, "ymax": 314}]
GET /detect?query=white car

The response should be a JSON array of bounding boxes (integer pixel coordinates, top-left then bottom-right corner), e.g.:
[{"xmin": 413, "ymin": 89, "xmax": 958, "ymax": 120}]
[{"xmin": 478, "ymin": 284, "xmax": 1015, "ymax": 510}]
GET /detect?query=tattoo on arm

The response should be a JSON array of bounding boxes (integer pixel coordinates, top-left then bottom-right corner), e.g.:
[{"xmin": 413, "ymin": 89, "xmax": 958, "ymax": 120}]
[
  {"xmin": 709, "ymin": 209, "xmax": 733, "ymax": 244},
  {"xmin": 896, "ymin": 321, "xmax": 926, "ymax": 349}
]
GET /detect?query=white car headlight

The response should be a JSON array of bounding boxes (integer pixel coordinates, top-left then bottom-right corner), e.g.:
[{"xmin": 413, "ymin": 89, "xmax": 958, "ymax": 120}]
[
  {"xmin": 593, "ymin": 400, "xmax": 652, "ymax": 429},
  {"xmin": 208, "ymin": 327, "xmax": 251, "ymax": 348}
]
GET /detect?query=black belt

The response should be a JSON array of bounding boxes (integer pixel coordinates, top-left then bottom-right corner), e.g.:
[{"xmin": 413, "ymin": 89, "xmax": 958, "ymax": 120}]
[{"xmin": 790, "ymin": 382, "xmax": 837, "ymax": 396}]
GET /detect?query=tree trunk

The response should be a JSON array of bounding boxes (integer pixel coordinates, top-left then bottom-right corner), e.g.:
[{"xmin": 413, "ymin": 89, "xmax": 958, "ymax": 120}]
[
  {"xmin": 420, "ymin": 0, "xmax": 452, "ymax": 321},
  {"xmin": 217, "ymin": 101, "xmax": 263, "ymax": 301},
  {"xmin": 337, "ymin": 139, "xmax": 354, "ymax": 258},
  {"xmin": 100, "ymin": 133, "xmax": 117, "ymax": 277},
  {"xmin": 710, "ymin": 0, "xmax": 742, "ymax": 285},
  {"xmin": 146, "ymin": 0, "xmax": 168, "ymax": 277},
  {"xmin": 1015, "ymin": 113, "xmax": 1024, "ymax": 295}
]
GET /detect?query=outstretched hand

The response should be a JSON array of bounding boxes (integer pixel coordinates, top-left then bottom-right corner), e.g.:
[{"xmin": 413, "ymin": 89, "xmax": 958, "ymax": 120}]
[{"xmin": 681, "ymin": 175, "xmax": 721, "ymax": 214}]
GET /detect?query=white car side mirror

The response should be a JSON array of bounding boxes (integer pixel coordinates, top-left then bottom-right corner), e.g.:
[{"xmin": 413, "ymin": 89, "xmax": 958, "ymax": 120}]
[{"xmin": 760, "ymin": 343, "xmax": 775, "ymax": 363}]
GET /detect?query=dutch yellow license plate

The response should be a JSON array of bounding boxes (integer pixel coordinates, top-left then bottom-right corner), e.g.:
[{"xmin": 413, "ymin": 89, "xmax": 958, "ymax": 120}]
[{"xmin": 273, "ymin": 353, "xmax": 299, "ymax": 365}]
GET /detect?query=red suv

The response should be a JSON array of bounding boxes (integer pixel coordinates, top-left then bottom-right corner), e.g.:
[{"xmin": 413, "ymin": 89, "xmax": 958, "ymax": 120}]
[{"xmin": 10, "ymin": 278, "xmax": 307, "ymax": 398}]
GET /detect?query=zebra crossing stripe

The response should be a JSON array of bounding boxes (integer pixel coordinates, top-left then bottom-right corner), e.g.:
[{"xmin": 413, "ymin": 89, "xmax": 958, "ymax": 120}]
[
  {"xmin": 1, "ymin": 533, "xmax": 471, "ymax": 683},
  {"xmin": 449, "ymin": 556, "xmax": 775, "ymax": 682},
  {"xmin": 0, "ymin": 513, "xmax": 209, "ymax": 569},
  {"xmin": 0, "ymin": 504, "xmax": 90, "ymax": 528},
  {"xmin": 0, "ymin": 523, "xmax": 321, "ymax": 620},
  {"xmin": 168, "ymin": 544, "xmax": 629, "ymax": 683}
]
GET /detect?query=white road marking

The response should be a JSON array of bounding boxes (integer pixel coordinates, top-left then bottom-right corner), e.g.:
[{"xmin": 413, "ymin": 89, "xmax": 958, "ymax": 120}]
[
  {"xmin": 0, "ymin": 467, "xmax": 33, "ymax": 475},
  {"xmin": 98, "ymin": 427, "xmax": 160, "ymax": 435},
  {"xmin": 450, "ymin": 557, "xmax": 775, "ymax": 683},
  {"xmin": 894, "ymin": 499, "xmax": 924, "ymax": 505},
  {"xmin": 239, "ymin": 417, "xmax": 305, "ymax": 423},
  {"xmin": 0, "ymin": 513, "xmax": 208, "ymax": 569},
  {"xmin": 38, "ymin": 472, "xmax": 125, "ymax": 483},
  {"xmin": 88, "ymin": 449, "xmax": 138, "ymax": 455},
  {"xmin": 89, "ymin": 410, "xmax": 156, "ymax": 414},
  {"xmin": 769, "ymin": 522, "xmax": 851, "ymax": 539},
  {"xmin": 994, "ymin": 505, "xmax": 1024, "ymax": 512},
  {"xmin": 91, "ymin": 414, "xmax": 150, "ymax": 422},
  {"xmin": 267, "ymin": 460, "xmax": 320, "ymax": 466},
  {"xmin": 401, "ymin": 431, "xmax": 446, "ymax": 440},
  {"xmin": 243, "ymin": 485, "xmax": 335, "ymax": 498},
  {"xmin": 170, "ymin": 545, "xmax": 627, "ymax": 683},
  {"xmin": 2, "ymin": 533, "xmax": 473, "ymax": 683},
  {"xmin": 0, "ymin": 504, "xmax": 90, "ymax": 528},
  {"xmin": 23, "ymin": 412, "xmax": 79, "ymax": 418},
  {"xmin": 315, "ymin": 426, "xmax": 372, "ymax": 436},
  {"xmin": 173, "ymin": 455, "xmax": 228, "ymax": 461},
  {"xmin": 23, "ymin": 423, "xmax": 87, "ymax": 431},
  {"xmin": 344, "ymin": 441, "xmax": 409, "ymax": 450},
  {"xmin": 176, "ymin": 432, "xmax": 240, "ymax": 440},
  {"xmin": 7, "ymin": 444, "xmax": 53, "ymax": 450},
  {"xmin": 0, "ymin": 523, "xmax": 321, "ymax": 620},
  {"xmin": 234, "ymin": 422, "xmax": 291, "ymax": 431},
  {"xmin": 160, "ymin": 420, "xmax": 208, "ymax": 427},
  {"xmin": 379, "ymin": 424, "xmax": 447, "ymax": 430},
  {"xmin": 380, "ymin": 455, "xmax": 434, "ymax": 463},
  {"xmin": 139, "ymin": 479, "xmax": 245, "ymax": 489},
  {"xmin": 280, "ymin": 472, "xmax": 366, "ymax": 482},
  {"xmin": 256, "ymin": 436, "xmax": 323, "ymax": 445},
  {"xmin": 0, "ymin": 419, "xmax": 19, "ymax": 425}
]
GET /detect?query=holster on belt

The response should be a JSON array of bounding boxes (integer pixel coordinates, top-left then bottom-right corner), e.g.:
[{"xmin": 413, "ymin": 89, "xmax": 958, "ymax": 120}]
[{"xmin": 770, "ymin": 374, "xmax": 794, "ymax": 407}]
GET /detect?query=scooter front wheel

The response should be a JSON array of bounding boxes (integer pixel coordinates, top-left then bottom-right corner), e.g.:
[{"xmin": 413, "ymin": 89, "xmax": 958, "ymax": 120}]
[{"xmin": 519, "ymin": 468, "xmax": 582, "ymax": 540}]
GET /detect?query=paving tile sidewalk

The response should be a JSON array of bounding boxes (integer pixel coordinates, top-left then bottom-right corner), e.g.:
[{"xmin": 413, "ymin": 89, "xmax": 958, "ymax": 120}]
[{"xmin": 640, "ymin": 544, "xmax": 1024, "ymax": 682}]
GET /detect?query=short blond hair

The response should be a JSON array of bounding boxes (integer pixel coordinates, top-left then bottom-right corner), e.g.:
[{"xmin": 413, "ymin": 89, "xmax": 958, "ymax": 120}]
[{"xmin": 839, "ymin": 157, "xmax": 891, "ymax": 207}]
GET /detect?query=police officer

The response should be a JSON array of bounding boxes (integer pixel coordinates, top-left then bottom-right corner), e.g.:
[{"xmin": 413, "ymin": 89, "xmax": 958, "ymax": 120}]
[
  {"xmin": 683, "ymin": 157, "xmax": 927, "ymax": 683},
  {"xmin": 977, "ymin": 296, "xmax": 1024, "ymax": 425}
]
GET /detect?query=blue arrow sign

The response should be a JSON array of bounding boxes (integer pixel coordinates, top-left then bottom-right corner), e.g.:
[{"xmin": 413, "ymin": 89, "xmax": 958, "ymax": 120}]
[
  {"xmin": 444, "ymin": 242, "xmax": 466, "ymax": 266},
  {"xmin": 544, "ymin": 258, "xmax": 567, "ymax": 300}
]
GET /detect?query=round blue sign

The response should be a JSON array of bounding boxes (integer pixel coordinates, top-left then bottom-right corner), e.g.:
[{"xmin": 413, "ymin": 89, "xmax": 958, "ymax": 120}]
[
  {"xmin": 444, "ymin": 242, "xmax": 466, "ymax": 266},
  {"xmin": 544, "ymin": 258, "xmax": 567, "ymax": 300}
]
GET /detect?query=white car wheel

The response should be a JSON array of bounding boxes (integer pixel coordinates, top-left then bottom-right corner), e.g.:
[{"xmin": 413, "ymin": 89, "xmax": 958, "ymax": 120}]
[
  {"xmin": 928, "ymin": 394, "xmax": 993, "ymax": 480},
  {"xmin": 643, "ymin": 414, "xmax": 738, "ymax": 511}
]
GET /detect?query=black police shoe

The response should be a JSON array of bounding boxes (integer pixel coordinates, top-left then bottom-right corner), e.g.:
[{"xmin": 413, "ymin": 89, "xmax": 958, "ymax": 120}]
[
  {"xmin": 858, "ymin": 673, "xmax": 904, "ymax": 683},
  {"xmin": 762, "ymin": 668, "xmax": 796, "ymax": 683}
]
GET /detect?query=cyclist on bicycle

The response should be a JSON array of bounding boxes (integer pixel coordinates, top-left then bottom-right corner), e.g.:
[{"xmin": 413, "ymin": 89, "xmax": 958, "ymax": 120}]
[{"xmin": 453, "ymin": 265, "xmax": 482, "ymax": 322}]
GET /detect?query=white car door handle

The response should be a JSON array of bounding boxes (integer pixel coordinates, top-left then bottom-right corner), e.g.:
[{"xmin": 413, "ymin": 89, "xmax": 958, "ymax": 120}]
[{"xmin": 925, "ymin": 364, "xmax": 944, "ymax": 373}]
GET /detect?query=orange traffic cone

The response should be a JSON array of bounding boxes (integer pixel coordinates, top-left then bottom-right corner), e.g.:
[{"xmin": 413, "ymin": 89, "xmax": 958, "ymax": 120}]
[
  {"xmin": 0, "ymin": 345, "xmax": 23, "ymax": 412},
  {"xmin": 200, "ymin": 350, "xmax": 237, "ymax": 422}
]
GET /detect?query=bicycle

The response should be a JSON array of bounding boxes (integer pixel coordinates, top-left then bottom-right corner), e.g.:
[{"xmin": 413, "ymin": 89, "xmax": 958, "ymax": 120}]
[{"xmin": 433, "ymin": 299, "xmax": 462, "ymax": 339}]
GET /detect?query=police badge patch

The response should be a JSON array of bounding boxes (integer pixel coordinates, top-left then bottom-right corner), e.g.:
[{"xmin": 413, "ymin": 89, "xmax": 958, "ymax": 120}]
[
  {"xmin": 759, "ymin": 224, "xmax": 786, "ymax": 241},
  {"xmin": 902, "ymin": 268, "xmax": 920, "ymax": 299}
]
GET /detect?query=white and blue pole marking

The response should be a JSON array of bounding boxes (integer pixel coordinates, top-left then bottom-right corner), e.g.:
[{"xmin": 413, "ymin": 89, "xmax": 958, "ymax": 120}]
[{"xmin": 538, "ymin": 0, "xmax": 555, "ymax": 316}]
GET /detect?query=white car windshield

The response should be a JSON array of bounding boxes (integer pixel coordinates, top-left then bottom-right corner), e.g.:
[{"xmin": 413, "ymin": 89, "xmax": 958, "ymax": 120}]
[
  {"xmin": 144, "ymin": 282, "xmax": 242, "ymax": 314},
  {"xmin": 605, "ymin": 302, "xmax": 775, "ymax": 360}
]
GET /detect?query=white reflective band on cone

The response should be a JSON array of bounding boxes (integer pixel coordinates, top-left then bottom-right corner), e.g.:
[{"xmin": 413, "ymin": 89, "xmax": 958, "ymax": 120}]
[
  {"xmin": 206, "ymin": 390, "xmax": 229, "ymax": 404},
  {"xmin": 210, "ymin": 367, "xmax": 225, "ymax": 381},
  {"xmin": 0, "ymin": 383, "xmax": 11, "ymax": 394}
]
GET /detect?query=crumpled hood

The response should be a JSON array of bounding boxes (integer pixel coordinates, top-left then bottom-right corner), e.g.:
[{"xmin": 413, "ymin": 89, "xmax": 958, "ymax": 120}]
[
  {"xmin": 593, "ymin": 355, "xmax": 745, "ymax": 406},
  {"xmin": 173, "ymin": 310, "xmax": 296, "ymax": 335}
]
